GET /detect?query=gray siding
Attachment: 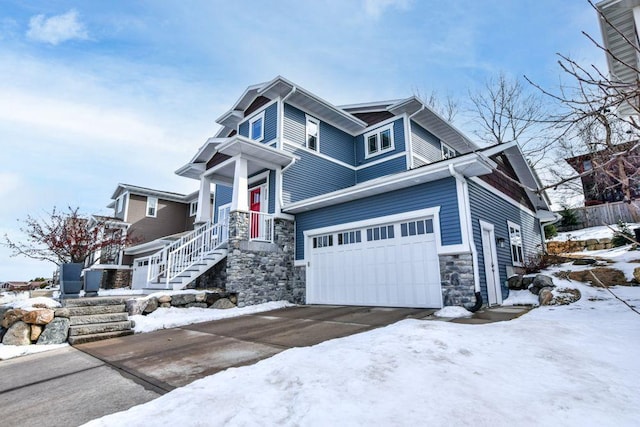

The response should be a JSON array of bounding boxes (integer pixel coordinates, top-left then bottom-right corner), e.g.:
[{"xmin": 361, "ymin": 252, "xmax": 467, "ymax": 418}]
[
  {"xmin": 411, "ymin": 121, "xmax": 442, "ymax": 163},
  {"xmin": 295, "ymin": 177, "xmax": 462, "ymax": 260},
  {"xmin": 282, "ymin": 145, "xmax": 356, "ymax": 204},
  {"xmin": 468, "ymin": 180, "xmax": 542, "ymax": 302}
]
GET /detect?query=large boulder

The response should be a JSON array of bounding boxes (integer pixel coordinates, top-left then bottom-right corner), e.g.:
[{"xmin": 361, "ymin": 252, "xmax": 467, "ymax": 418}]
[
  {"xmin": 212, "ymin": 298, "xmax": 236, "ymax": 309},
  {"xmin": 507, "ymin": 275, "xmax": 526, "ymax": 290},
  {"xmin": 3, "ymin": 321, "xmax": 32, "ymax": 345},
  {"xmin": 143, "ymin": 297, "xmax": 158, "ymax": 314},
  {"xmin": 126, "ymin": 298, "xmax": 148, "ymax": 316},
  {"xmin": 0, "ymin": 326, "xmax": 6, "ymax": 342},
  {"xmin": 157, "ymin": 295, "xmax": 172, "ymax": 304},
  {"xmin": 22, "ymin": 309, "xmax": 55, "ymax": 325},
  {"xmin": 1, "ymin": 309, "xmax": 28, "ymax": 329},
  {"xmin": 36, "ymin": 317, "xmax": 70, "ymax": 345},
  {"xmin": 54, "ymin": 308, "xmax": 71, "ymax": 318},
  {"xmin": 529, "ymin": 275, "xmax": 555, "ymax": 295},
  {"xmin": 634, "ymin": 267, "xmax": 640, "ymax": 284},
  {"xmin": 30, "ymin": 324, "xmax": 44, "ymax": 341},
  {"xmin": 539, "ymin": 287, "xmax": 554, "ymax": 305},
  {"xmin": 171, "ymin": 293, "xmax": 196, "ymax": 306}
]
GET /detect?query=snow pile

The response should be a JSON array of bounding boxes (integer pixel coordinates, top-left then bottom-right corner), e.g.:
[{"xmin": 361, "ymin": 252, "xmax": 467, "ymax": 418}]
[
  {"xmin": 132, "ymin": 301, "xmax": 294, "ymax": 333},
  {"xmin": 0, "ymin": 291, "xmax": 30, "ymax": 306},
  {"xmin": 0, "ymin": 343, "xmax": 68, "ymax": 361},
  {"xmin": 85, "ymin": 281, "xmax": 640, "ymax": 426},
  {"xmin": 551, "ymin": 223, "xmax": 640, "ymax": 242},
  {"xmin": 433, "ymin": 306, "xmax": 472, "ymax": 318},
  {"xmin": 502, "ymin": 289, "xmax": 539, "ymax": 306},
  {"xmin": 8, "ymin": 297, "xmax": 61, "ymax": 310}
]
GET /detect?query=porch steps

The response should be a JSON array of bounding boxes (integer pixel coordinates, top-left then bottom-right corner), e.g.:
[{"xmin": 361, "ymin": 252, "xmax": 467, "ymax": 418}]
[
  {"xmin": 63, "ymin": 297, "xmax": 134, "ymax": 345},
  {"xmin": 151, "ymin": 248, "xmax": 227, "ymax": 290}
]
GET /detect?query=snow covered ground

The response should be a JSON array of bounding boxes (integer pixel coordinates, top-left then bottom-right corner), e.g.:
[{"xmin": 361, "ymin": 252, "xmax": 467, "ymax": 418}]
[
  {"xmin": 85, "ymin": 279, "xmax": 640, "ymax": 426},
  {"xmin": 550, "ymin": 223, "xmax": 640, "ymax": 242}
]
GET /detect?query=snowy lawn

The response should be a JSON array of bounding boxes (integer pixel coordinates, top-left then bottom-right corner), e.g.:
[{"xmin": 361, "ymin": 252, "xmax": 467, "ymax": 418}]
[
  {"xmin": 85, "ymin": 280, "xmax": 640, "ymax": 427},
  {"xmin": 551, "ymin": 223, "xmax": 640, "ymax": 242}
]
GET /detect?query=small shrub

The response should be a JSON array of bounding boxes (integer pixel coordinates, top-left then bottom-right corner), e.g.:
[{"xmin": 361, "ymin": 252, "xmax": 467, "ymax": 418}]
[
  {"xmin": 612, "ymin": 220, "xmax": 635, "ymax": 247},
  {"xmin": 559, "ymin": 206, "xmax": 580, "ymax": 228},
  {"xmin": 544, "ymin": 224, "xmax": 558, "ymax": 239}
]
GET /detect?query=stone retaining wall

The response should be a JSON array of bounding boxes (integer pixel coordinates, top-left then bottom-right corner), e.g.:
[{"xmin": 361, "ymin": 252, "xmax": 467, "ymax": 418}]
[
  {"xmin": 547, "ymin": 238, "xmax": 613, "ymax": 254},
  {"xmin": 0, "ymin": 307, "xmax": 70, "ymax": 346},
  {"xmin": 126, "ymin": 291, "xmax": 238, "ymax": 315}
]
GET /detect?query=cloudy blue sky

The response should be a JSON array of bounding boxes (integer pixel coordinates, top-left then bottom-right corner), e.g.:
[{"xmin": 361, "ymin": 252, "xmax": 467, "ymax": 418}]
[{"xmin": 0, "ymin": 0, "xmax": 602, "ymax": 281}]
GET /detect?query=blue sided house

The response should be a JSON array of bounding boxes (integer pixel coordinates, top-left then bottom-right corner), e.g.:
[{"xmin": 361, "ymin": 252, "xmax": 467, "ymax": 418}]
[{"xmin": 137, "ymin": 76, "xmax": 556, "ymax": 309}]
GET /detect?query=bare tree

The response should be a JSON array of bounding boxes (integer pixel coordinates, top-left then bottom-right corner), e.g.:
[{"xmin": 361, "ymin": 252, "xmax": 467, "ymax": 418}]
[
  {"xmin": 469, "ymin": 72, "xmax": 551, "ymax": 167},
  {"xmin": 414, "ymin": 88, "xmax": 460, "ymax": 122},
  {"xmin": 3, "ymin": 206, "xmax": 136, "ymax": 266},
  {"xmin": 524, "ymin": 0, "xmax": 640, "ymax": 213}
]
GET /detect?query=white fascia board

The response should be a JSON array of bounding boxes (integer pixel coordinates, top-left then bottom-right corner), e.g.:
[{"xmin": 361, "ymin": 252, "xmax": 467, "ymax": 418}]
[
  {"xmin": 284, "ymin": 153, "xmax": 495, "ymax": 214},
  {"xmin": 124, "ymin": 239, "xmax": 173, "ymax": 255},
  {"xmin": 339, "ymin": 99, "xmax": 404, "ymax": 113}
]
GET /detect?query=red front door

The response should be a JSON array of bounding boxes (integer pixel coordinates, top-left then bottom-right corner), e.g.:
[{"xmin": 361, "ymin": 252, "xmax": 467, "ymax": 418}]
[{"xmin": 250, "ymin": 188, "xmax": 261, "ymax": 238}]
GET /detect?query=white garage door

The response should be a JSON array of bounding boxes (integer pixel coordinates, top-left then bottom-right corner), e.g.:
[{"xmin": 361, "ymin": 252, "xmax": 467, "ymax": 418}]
[{"xmin": 307, "ymin": 216, "xmax": 442, "ymax": 308}]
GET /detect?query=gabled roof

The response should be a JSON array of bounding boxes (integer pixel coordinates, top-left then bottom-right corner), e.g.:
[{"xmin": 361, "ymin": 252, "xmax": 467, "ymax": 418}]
[
  {"xmin": 216, "ymin": 76, "xmax": 368, "ymax": 135},
  {"xmin": 109, "ymin": 183, "xmax": 211, "ymax": 204}
]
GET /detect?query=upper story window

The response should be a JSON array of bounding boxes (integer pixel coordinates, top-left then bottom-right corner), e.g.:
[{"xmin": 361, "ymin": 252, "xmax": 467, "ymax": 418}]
[
  {"xmin": 189, "ymin": 201, "xmax": 198, "ymax": 217},
  {"xmin": 583, "ymin": 160, "xmax": 592, "ymax": 171},
  {"xmin": 364, "ymin": 124, "xmax": 394, "ymax": 159},
  {"xmin": 507, "ymin": 221, "xmax": 524, "ymax": 266},
  {"xmin": 146, "ymin": 197, "xmax": 158, "ymax": 218},
  {"xmin": 441, "ymin": 142, "xmax": 456, "ymax": 160},
  {"xmin": 115, "ymin": 195, "xmax": 123, "ymax": 213},
  {"xmin": 306, "ymin": 115, "xmax": 319, "ymax": 151},
  {"xmin": 249, "ymin": 112, "xmax": 265, "ymax": 141}
]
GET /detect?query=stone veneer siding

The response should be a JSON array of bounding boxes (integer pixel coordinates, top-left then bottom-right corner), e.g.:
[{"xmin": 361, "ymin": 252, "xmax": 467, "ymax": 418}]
[
  {"xmin": 439, "ymin": 254, "xmax": 476, "ymax": 307},
  {"xmin": 225, "ymin": 211, "xmax": 297, "ymax": 307},
  {"xmin": 101, "ymin": 269, "xmax": 131, "ymax": 289},
  {"xmin": 292, "ymin": 265, "xmax": 306, "ymax": 304}
]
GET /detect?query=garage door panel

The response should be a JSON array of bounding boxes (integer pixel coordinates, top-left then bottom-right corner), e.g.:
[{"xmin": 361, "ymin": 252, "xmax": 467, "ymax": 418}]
[{"xmin": 308, "ymin": 217, "xmax": 442, "ymax": 308}]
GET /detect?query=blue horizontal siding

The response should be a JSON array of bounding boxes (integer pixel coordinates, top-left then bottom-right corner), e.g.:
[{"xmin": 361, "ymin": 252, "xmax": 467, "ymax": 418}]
[
  {"xmin": 237, "ymin": 102, "xmax": 277, "ymax": 143},
  {"xmin": 355, "ymin": 118, "xmax": 406, "ymax": 165},
  {"xmin": 282, "ymin": 145, "xmax": 356, "ymax": 204},
  {"xmin": 356, "ymin": 155, "xmax": 407, "ymax": 183},
  {"xmin": 295, "ymin": 177, "xmax": 461, "ymax": 259},
  {"xmin": 468, "ymin": 180, "xmax": 542, "ymax": 302},
  {"xmin": 213, "ymin": 185, "xmax": 233, "ymax": 222},
  {"xmin": 283, "ymin": 103, "xmax": 354, "ymax": 165},
  {"xmin": 238, "ymin": 121, "xmax": 249, "ymax": 138}
]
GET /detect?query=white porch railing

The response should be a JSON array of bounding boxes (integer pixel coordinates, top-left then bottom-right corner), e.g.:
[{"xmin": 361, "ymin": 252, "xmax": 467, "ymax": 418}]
[
  {"xmin": 250, "ymin": 211, "xmax": 274, "ymax": 242},
  {"xmin": 147, "ymin": 218, "xmax": 227, "ymax": 287}
]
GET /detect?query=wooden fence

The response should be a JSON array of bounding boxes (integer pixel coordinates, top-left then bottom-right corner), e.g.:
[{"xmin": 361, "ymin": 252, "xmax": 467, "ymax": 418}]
[{"xmin": 567, "ymin": 201, "xmax": 640, "ymax": 228}]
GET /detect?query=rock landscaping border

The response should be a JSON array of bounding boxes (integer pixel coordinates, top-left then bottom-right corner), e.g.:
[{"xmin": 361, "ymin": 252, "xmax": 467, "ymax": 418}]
[{"xmin": 125, "ymin": 290, "xmax": 239, "ymax": 316}]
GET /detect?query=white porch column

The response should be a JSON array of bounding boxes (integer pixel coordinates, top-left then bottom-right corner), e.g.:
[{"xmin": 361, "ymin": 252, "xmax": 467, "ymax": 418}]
[
  {"xmin": 195, "ymin": 175, "xmax": 212, "ymax": 224},
  {"xmin": 231, "ymin": 157, "xmax": 249, "ymax": 212}
]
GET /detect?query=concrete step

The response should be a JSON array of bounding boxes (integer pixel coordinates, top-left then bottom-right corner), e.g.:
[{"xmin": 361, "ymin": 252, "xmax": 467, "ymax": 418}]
[
  {"xmin": 68, "ymin": 330, "xmax": 134, "ymax": 345},
  {"xmin": 69, "ymin": 321, "xmax": 133, "ymax": 336},
  {"xmin": 62, "ymin": 297, "xmax": 131, "ymax": 307},
  {"xmin": 66, "ymin": 304, "xmax": 126, "ymax": 316},
  {"xmin": 69, "ymin": 312, "xmax": 129, "ymax": 326}
]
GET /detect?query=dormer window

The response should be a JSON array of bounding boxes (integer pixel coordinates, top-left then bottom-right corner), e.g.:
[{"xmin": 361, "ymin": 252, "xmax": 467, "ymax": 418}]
[
  {"xmin": 441, "ymin": 143, "xmax": 456, "ymax": 160},
  {"xmin": 189, "ymin": 201, "xmax": 198, "ymax": 217},
  {"xmin": 249, "ymin": 112, "xmax": 264, "ymax": 141},
  {"xmin": 364, "ymin": 124, "xmax": 394, "ymax": 159},
  {"xmin": 146, "ymin": 197, "xmax": 158, "ymax": 217},
  {"xmin": 306, "ymin": 115, "xmax": 319, "ymax": 151}
]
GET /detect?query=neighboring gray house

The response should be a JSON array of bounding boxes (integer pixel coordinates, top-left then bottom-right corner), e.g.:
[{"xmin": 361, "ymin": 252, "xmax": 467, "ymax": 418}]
[
  {"xmin": 86, "ymin": 183, "xmax": 213, "ymax": 288},
  {"xmin": 134, "ymin": 76, "xmax": 556, "ymax": 310}
]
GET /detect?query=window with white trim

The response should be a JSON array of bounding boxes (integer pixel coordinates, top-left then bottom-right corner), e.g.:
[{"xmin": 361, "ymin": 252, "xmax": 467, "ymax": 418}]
[
  {"xmin": 364, "ymin": 124, "xmax": 394, "ymax": 158},
  {"xmin": 146, "ymin": 197, "xmax": 158, "ymax": 218},
  {"xmin": 249, "ymin": 112, "xmax": 264, "ymax": 141},
  {"xmin": 400, "ymin": 218, "xmax": 434, "ymax": 237},
  {"xmin": 306, "ymin": 115, "xmax": 319, "ymax": 151},
  {"xmin": 366, "ymin": 225, "xmax": 395, "ymax": 241},
  {"xmin": 313, "ymin": 234, "xmax": 333, "ymax": 248},
  {"xmin": 338, "ymin": 230, "xmax": 361, "ymax": 245},
  {"xmin": 507, "ymin": 221, "xmax": 524, "ymax": 266},
  {"xmin": 115, "ymin": 196, "xmax": 123, "ymax": 213},
  {"xmin": 441, "ymin": 142, "xmax": 456, "ymax": 160},
  {"xmin": 189, "ymin": 201, "xmax": 198, "ymax": 217}
]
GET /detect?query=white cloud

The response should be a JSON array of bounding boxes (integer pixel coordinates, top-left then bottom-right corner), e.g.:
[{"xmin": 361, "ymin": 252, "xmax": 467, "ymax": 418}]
[
  {"xmin": 0, "ymin": 172, "xmax": 21, "ymax": 198},
  {"xmin": 363, "ymin": 0, "xmax": 412, "ymax": 18},
  {"xmin": 26, "ymin": 9, "xmax": 88, "ymax": 45}
]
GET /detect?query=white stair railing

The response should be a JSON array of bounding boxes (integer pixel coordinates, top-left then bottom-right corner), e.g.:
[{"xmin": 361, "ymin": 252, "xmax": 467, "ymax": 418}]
[{"xmin": 147, "ymin": 218, "xmax": 227, "ymax": 286}]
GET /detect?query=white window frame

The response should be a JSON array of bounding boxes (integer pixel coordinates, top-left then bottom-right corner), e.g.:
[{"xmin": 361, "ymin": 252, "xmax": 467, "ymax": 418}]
[
  {"xmin": 115, "ymin": 195, "xmax": 122, "ymax": 213},
  {"xmin": 441, "ymin": 142, "xmax": 456, "ymax": 160},
  {"xmin": 146, "ymin": 197, "xmax": 158, "ymax": 218},
  {"xmin": 189, "ymin": 201, "xmax": 198, "ymax": 217},
  {"xmin": 507, "ymin": 221, "xmax": 524, "ymax": 267},
  {"xmin": 364, "ymin": 123, "xmax": 395, "ymax": 159},
  {"xmin": 305, "ymin": 115, "xmax": 320, "ymax": 151},
  {"xmin": 249, "ymin": 111, "xmax": 265, "ymax": 142}
]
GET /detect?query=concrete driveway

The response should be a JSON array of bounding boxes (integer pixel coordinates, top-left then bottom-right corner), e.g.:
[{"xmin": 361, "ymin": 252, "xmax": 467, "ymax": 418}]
[{"xmin": 74, "ymin": 305, "xmax": 435, "ymax": 392}]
